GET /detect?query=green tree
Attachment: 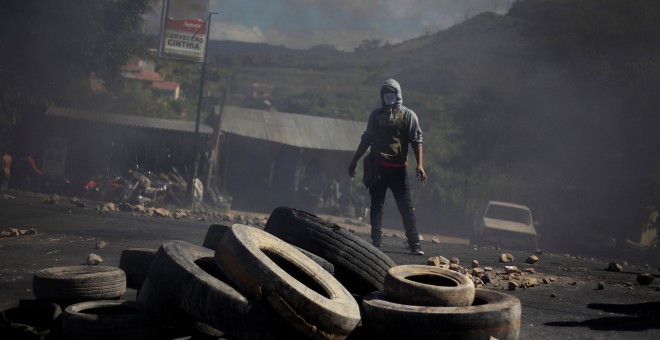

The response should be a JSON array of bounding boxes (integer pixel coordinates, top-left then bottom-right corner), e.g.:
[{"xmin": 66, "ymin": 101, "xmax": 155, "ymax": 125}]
[{"xmin": 0, "ymin": 0, "xmax": 158, "ymax": 123}]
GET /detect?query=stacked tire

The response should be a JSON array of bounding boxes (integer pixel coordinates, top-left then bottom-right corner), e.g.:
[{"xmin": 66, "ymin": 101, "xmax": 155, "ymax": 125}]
[
  {"xmin": 137, "ymin": 224, "xmax": 361, "ymax": 339},
  {"xmin": 30, "ymin": 265, "xmax": 159, "ymax": 339},
  {"xmin": 264, "ymin": 206, "xmax": 397, "ymax": 296},
  {"xmin": 361, "ymin": 264, "xmax": 521, "ymax": 339}
]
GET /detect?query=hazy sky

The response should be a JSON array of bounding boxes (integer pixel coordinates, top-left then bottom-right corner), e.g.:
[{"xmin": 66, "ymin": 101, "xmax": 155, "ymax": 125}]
[{"xmin": 154, "ymin": 0, "xmax": 516, "ymax": 51}]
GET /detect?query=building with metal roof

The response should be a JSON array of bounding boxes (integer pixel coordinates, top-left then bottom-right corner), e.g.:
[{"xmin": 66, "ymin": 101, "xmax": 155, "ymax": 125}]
[
  {"xmin": 45, "ymin": 107, "xmax": 212, "ymax": 134},
  {"xmin": 221, "ymin": 106, "xmax": 364, "ymax": 152},
  {"xmin": 30, "ymin": 106, "xmax": 368, "ymax": 214}
]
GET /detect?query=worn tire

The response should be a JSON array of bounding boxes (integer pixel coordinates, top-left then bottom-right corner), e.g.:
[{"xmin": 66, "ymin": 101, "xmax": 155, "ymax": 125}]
[
  {"xmin": 215, "ymin": 224, "xmax": 361, "ymax": 340},
  {"xmin": 203, "ymin": 223, "xmax": 335, "ymax": 275},
  {"xmin": 361, "ymin": 289, "xmax": 521, "ymax": 340},
  {"xmin": 137, "ymin": 240, "xmax": 295, "ymax": 340},
  {"xmin": 202, "ymin": 223, "xmax": 231, "ymax": 250},
  {"xmin": 264, "ymin": 206, "xmax": 396, "ymax": 295},
  {"xmin": 33, "ymin": 266, "xmax": 126, "ymax": 305},
  {"xmin": 384, "ymin": 265, "xmax": 475, "ymax": 307},
  {"xmin": 62, "ymin": 300, "xmax": 157, "ymax": 340},
  {"xmin": 0, "ymin": 299, "xmax": 62, "ymax": 339},
  {"xmin": 119, "ymin": 248, "xmax": 157, "ymax": 290}
]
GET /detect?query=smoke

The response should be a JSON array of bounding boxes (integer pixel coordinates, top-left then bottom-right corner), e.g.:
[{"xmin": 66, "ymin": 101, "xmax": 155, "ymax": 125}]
[{"xmin": 144, "ymin": 0, "xmax": 517, "ymax": 50}]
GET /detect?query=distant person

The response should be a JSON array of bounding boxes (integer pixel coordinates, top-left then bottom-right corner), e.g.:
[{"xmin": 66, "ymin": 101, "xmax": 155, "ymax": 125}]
[
  {"xmin": 16, "ymin": 153, "xmax": 43, "ymax": 191},
  {"xmin": 348, "ymin": 79, "xmax": 427, "ymax": 255},
  {"xmin": 1, "ymin": 149, "xmax": 12, "ymax": 190}
]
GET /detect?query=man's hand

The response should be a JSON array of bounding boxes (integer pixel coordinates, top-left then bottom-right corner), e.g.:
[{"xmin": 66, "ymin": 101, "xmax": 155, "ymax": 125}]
[
  {"xmin": 416, "ymin": 165, "xmax": 427, "ymax": 184},
  {"xmin": 348, "ymin": 161, "xmax": 358, "ymax": 177}
]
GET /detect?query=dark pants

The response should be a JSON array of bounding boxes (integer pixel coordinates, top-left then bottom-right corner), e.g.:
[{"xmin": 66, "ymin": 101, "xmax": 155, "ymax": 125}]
[{"xmin": 369, "ymin": 166, "xmax": 420, "ymax": 245}]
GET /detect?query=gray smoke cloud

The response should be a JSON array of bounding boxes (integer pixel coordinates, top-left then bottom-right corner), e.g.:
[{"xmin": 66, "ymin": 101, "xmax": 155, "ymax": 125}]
[{"xmin": 146, "ymin": 0, "xmax": 516, "ymax": 50}]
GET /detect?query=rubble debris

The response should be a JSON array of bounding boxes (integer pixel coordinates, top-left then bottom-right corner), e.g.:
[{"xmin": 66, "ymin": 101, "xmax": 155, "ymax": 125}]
[
  {"xmin": 471, "ymin": 260, "xmax": 480, "ymax": 268},
  {"xmin": 154, "ymin": 208, "xmax": 171, "ymax": 218},
  {"xmin": 551, "ymin": 293, "xmax": 557, "ymax": 298},
  {"xmin": 523, "ymin": 278, "xmax": 539, "ymax": 287},
  {"xmin": 392, "ymin": 233, "xmax": 401, "ymax": 238},
  {"xmin": 525, "ymin": 255, "xmax": 539, "ymax": 264},
  {"xmin": 505, "ymin": 266, "xmax": 521, "ymax": 274},
  {"xmin": 427, "ymin": 256, "xmax": 441, "ymax": 267},
  {"xmin": 524, "ymin": 268, "xmax": 536, "ymax": 274},
  {"xmin": 499, "ymin": 253, "xmax": 514, "ymax": 263},
  {"xmin": 484, "ymin": 266, "xmax": 493, "ymax": 272},
  {"xmin": 449, "ymin": 263, "xmax": 464, "ymax": 272},
  {"xmin": 42, "ymin": 194, "xmax": 60, "ymax": 205},
  {"xmin": 606, "ymin": 262, "xmax": 623, "ymax": 272},
  {"xmin": 1, "ymin": 228, "xmax": 21, "ymax": 237},
  {"xmin": 86, "ymin": 254, "xmax": 103, "ymax": 265},
  {"xmin": 431, "ymin": 237, "xmax": 440, "ymax": 244},
  {"xmin": 472, "ymin": 268, "xmax": 485, "ymax": 276},
  {"xmin": 597, "ymin": 282, "xmax": 605, "ymax": 290},
  {"xmin": 95, "ymin": 241, "xmax": 108, "ymax": 249},
  {"xmin": 425, "ymin": 256, "xmax": 450, "ymax": 267},
  {"xmin": 2, "ymin": 193, "xmax": 16, "ymax": 200},
  {"xmin": 636, "ymin": 274, "xmax": 654, "ymax": 286},
  {"xmin": 508, "ymin": 282, "xmax": 519, "ymax": 290},
  {"xmin": 450, "ymin": 257, "xmax": 460, "ymax": 264},
  {"xmin": 118, "ymin": 202, "xmax": 133, "ymax": 211},
  {"xmin": 102, "ymin": 202, "xmax": 117, "ymax": 212},
  {"xmin": 418, "ymin": 234, "xmax": 424, "ymax": 241},
  {"xmin": 481, "ymin": 274, "xmax": 491, "ymax": 284}
]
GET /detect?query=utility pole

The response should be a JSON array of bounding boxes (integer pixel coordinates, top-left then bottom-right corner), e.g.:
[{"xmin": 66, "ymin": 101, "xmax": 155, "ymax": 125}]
[
  {"xmin": 205, "ymin": 72, "xmax": 232, "ymax": 196},
  {"xmin": 187, "ymin": 11, "xmax": 217, "ymax": 208}
]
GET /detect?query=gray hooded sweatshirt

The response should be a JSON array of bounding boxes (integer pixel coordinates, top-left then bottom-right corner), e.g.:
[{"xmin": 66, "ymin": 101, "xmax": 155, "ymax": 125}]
[{"xmin": 360, "ymin": 79, "xmax": 423, "ymax": 164}]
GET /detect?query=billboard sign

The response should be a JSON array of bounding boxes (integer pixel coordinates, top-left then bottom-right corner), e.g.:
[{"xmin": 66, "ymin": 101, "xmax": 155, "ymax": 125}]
[{"xmin": 159, "ymin": 0, "xmax": 211, "ymax": 62}]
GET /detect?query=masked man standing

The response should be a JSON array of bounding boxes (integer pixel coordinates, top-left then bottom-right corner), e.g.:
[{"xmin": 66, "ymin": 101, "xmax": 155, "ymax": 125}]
[{"xmin": 348, "ymin": 79, "xmax": 427, "ymax": 255}]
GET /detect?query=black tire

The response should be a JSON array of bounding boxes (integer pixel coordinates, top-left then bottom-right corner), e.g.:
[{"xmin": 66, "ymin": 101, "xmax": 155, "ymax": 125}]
[
  {"xmin": 202, "ymin": 223, "xmax": 231, "ymax": 250},
  {"xmin": 62, "ymin": 300, "xmax": 157, "ymax": 340},
  {"xmin": 215, "ymin": 224, "xmax": 361, "ymax": 340},
  {"xmin": 264, "ymin": 206, "xmax": 396, "ymax": 295},
  {"xmin": 361, "ymin": 289, "xmax": 521, "ymax": 340},
  {"xmin": 384, "ymin": 265, "xmax": 475, "ymax": 307},
  {"xmin": 119, "ymin": 248, "xmax": 157, "ymax": 290},
  {"xmin": 33, "ymin": 266, "xmax": 126, "ymax": 305},
  {"xmin": 0, "ymin": 299, "xmax": 62, "ymax": 339},
  {"xmin": 137, "ymin": 240, "xmax": 295, "ymax": 340},
  {"xmin": 203, "ymin": 223, "xmax": 335, "ymax": 275}
]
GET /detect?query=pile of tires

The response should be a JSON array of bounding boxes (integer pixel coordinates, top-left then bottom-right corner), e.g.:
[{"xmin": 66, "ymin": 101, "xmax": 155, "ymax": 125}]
[
  {"xmin": 6, "ymin": 206, "xmax": 520, "ymax": 339},
  {"xmin": 25, "ymin": 264, "xmax": 159, "ymax": 339},
  {"xmin": 361, "ymin": 264, "xmax": 522, "ymax": 339},
  {"xmin": 134, "ymin": 221, "xmax": 364, "ymax": 339}
]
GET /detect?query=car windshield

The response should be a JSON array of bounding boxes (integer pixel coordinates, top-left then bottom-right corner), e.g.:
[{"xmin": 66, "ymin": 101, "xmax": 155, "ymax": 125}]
[{"xmin": 485, "ymin": 204, "xmax": 532, "ymax": 225}]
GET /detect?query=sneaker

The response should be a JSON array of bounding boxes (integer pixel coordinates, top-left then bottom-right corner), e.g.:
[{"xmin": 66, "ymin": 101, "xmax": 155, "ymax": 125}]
[
  {"xmin": 372, "ymin": 240, "xmax": 381, "ymax": 248},
  {"xmin": 409, "ymin": 242, "xmax": 424, "ymax": 256}
]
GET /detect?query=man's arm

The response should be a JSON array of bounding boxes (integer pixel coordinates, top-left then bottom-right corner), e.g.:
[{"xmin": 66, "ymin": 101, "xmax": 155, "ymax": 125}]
[
  {"xmin": 413, "ymin": 144, "xmax": 427, "ymax": 183},
  {"xmin": 348, "ymin": 140, "xmax": 370, "ymax": 177}
]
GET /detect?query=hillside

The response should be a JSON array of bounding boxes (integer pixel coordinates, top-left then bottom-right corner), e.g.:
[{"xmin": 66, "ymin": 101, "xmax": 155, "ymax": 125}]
[{"xmin": 175, "ymin": 0, "xmax": 660, "ymax": 248}]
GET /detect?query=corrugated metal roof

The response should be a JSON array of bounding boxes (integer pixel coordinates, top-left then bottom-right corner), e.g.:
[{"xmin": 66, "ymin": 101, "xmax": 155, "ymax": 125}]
[
  {"xmin": 221, "ymin": 106, "xmax": 365, "ymax": 152},
  {"xmin": 45, "ymin": 106, "xmax": 367, "ymax": 151},
  {"xmin": 45, "ymin": 107, "xmax": 213, "ymax": 134}
]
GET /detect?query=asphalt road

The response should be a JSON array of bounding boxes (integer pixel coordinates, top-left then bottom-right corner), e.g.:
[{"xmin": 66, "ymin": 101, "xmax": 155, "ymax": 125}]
[{"xmin": 1, "ymin": 191, "xmax": 659, "ymax": 339}]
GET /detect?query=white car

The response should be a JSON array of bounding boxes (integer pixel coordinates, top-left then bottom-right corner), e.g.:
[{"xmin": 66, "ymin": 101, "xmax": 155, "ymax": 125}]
[{"xmin": 472, "ymin": 201, "xmax": 539, "ymax": 251}]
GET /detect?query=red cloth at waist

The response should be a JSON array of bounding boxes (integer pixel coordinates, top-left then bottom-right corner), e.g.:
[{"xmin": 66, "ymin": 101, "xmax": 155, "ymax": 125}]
[{"xmin": 379, "ymin": 160, "xmax": 407, "ymax": 167}]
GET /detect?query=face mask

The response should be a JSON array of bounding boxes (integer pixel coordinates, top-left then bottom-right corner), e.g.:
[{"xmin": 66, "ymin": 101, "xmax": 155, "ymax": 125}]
[{"xmin": 383, "ymin": 92, "xmax": 397, "ymax": 106}]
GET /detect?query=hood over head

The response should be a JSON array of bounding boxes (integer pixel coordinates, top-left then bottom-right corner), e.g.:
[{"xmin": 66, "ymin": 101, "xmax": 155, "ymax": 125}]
[{"xmin": 380, "ymin": 78, "xmax": 402, "ymax": 108}]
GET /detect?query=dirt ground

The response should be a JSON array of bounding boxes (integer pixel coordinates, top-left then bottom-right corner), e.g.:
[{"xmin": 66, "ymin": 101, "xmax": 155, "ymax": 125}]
[{"xmin": 1, "ymin": 190, "xmax": 659, "ymax": 339}]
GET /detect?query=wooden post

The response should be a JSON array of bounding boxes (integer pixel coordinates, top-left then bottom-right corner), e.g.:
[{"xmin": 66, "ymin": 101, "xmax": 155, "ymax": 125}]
[{"xmin": 205, "ymin": 72, "xmax": 232, "ymax": 195}]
